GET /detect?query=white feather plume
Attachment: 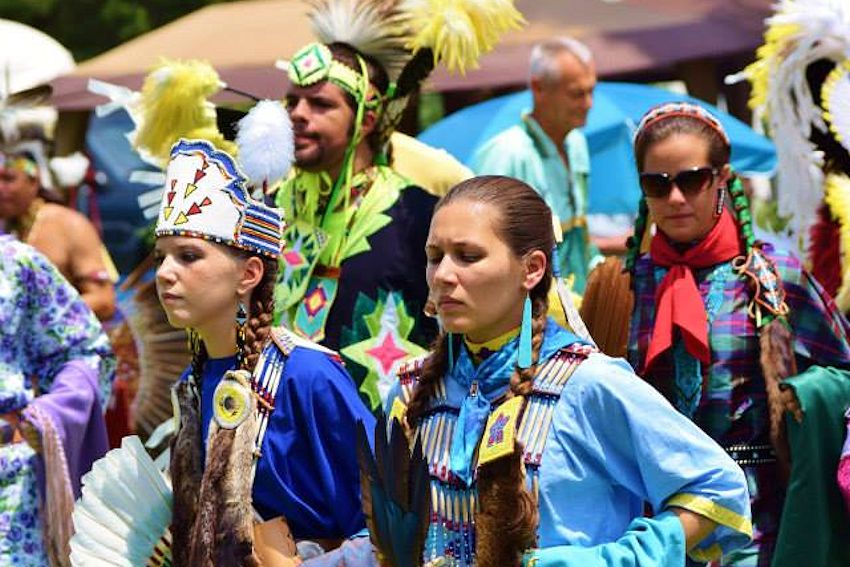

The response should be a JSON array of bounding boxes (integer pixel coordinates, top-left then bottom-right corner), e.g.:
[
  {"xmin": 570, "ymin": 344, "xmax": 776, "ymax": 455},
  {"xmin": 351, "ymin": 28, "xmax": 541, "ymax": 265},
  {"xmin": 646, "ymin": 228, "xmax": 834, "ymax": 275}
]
[
  {"xmin": 235, "ymin": 99, "xmax": 295, "ymax": 192},
  {"xmin": 740, "ymin": 0, "xmax": 850, "ymax": 250},
  {"xmin": 49, "ymin": 152, "xmax": 90, "ymax": 188},
  {"xmin": 308, "ymin": 0, "xmax": 411, "ymax": 80},
  {"xmin": 70, "ymin": 436, "xmax": 172, "ymax": 566}
]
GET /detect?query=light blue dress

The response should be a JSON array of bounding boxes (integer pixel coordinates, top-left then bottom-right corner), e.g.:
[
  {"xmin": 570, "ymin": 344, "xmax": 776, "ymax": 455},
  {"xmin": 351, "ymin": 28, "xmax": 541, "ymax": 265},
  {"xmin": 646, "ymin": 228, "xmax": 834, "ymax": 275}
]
[{"xmin": 385, "ymin": 320, "xmax": 752, "ymax": 565}]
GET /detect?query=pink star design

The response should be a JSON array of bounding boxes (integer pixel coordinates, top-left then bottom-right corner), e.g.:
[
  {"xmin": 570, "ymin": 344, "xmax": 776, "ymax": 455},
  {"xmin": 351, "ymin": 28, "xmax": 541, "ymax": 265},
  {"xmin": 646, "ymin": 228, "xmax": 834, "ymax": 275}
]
[
  {"xmin": 366, "ymin": 333, "xmax": 408, "ymax": 375},
  {"xmin": 283, "ymin": 250, "xmax": 305, "ymax": 268}
]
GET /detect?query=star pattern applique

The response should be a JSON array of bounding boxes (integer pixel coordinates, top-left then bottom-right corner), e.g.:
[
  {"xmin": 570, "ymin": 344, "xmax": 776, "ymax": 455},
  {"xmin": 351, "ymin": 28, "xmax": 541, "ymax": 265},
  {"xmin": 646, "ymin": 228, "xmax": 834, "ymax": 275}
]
[
  {"xmin": 487, "ymin": 414, "xmax": 510, "ymax": 447},
  {"xmin": 341, "ymin": 292, "xmax": 426, "ymax": 409}
]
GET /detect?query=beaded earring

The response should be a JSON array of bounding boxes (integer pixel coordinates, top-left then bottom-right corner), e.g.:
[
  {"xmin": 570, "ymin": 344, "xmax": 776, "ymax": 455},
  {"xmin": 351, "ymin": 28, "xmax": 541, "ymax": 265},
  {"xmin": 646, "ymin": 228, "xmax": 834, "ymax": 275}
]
[
  {"xmin": 715, "ymin": 186, "xmax": 727, "ymax": 217},
  {"xmin": 235, "ymin": 301, "xmax": 248, "ymax": 367}
]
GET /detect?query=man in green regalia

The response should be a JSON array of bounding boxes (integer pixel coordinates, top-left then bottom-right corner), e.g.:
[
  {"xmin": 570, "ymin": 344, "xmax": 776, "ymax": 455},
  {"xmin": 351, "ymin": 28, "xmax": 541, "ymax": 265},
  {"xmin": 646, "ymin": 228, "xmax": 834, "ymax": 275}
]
[{"xmin": 271, "ymin": 9, "xmax": 438, "ymax": 410}]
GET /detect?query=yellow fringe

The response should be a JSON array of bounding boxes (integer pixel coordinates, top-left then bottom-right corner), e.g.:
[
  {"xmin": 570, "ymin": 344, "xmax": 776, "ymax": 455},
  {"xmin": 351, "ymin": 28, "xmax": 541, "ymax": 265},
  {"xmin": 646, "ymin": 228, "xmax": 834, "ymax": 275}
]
[
  {"xmin": 744, "ymin": 22, "xmax": 799, "ymax": 111},
  {"xmin": 824, "ymin": 173, "xmax": 850, "ymax": 312},
  {"xmin": 822, "ymin": 61, "xmax": 850, "ymax": 150},
  {"xmin": 406, "ymin": 0, "xmax": 524, "ymax": 74},
  {"xmin": 135, "ymin": 59, "xmax": 235, "ymax": 166}
]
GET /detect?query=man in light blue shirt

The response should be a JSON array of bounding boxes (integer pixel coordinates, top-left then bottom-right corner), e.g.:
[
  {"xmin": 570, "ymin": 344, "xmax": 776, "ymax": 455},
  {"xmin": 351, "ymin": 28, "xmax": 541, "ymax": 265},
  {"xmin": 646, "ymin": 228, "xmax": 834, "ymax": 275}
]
[{"xmin": 473, "ymin": 37, "xmax": 599, "ymax": 293}]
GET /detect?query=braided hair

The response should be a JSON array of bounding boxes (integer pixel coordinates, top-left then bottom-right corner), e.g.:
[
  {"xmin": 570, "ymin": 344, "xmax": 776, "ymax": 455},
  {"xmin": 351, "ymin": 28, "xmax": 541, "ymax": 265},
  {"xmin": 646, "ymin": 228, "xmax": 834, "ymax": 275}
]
[
  {"xmin": 624, "ymin": 196, "xmax": 650, "ymax": 275},
  {"xmin": 404, "ymin": 176, "xmax": 553, "ymax": 561},
  {"xmin": 238, "ymin": 256, "xmax": 278, "ymax": 373},
  {"xmin": 406, "ymin": 175, "xmax": 554, "ymax": 422},
  {"xmin": 629, "ymin": 106, "xmax": 797, "ymax": 465}
]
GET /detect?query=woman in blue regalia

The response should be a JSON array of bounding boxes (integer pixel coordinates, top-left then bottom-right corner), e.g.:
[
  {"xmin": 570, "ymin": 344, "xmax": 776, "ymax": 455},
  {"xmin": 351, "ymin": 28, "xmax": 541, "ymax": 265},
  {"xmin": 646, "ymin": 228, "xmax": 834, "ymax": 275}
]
[
  {"xmin": 153, "ymin": 139, "xmax": 374, "ymax": 566},
  {"xmin": 345, "ymin": 175, "xmax": 753, "ymax": 566}
]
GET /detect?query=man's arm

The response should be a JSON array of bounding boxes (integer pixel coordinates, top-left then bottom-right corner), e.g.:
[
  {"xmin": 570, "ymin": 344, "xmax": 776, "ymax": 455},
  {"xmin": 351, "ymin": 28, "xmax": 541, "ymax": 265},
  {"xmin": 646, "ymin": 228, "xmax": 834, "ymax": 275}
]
[{"xmin": 66, "ymin": 210, "xmax": 116, "ymax": 321}]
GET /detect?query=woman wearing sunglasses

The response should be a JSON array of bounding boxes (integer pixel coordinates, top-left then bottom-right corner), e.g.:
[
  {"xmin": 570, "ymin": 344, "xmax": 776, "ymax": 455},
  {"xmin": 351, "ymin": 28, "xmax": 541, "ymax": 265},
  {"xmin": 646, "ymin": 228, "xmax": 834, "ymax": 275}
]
[{"xmin": 625, "ymin": 102, "xmax": 850, "ymax": 564}]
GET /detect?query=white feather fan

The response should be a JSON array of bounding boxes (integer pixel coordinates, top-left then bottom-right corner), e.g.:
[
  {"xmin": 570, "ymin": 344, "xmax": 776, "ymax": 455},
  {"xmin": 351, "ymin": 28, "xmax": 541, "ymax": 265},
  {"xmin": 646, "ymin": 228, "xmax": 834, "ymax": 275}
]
[{"xmin": 70, "ymin": 436, "xmax": 173, "ymax": 566}]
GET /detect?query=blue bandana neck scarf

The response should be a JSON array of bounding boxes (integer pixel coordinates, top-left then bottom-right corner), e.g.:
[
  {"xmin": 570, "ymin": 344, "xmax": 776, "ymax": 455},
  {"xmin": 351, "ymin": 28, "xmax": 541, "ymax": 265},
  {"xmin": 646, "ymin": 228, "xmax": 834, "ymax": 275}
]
[{"xmin": 447, "ymin": 320, "xmax": 585, "ymax": 485}]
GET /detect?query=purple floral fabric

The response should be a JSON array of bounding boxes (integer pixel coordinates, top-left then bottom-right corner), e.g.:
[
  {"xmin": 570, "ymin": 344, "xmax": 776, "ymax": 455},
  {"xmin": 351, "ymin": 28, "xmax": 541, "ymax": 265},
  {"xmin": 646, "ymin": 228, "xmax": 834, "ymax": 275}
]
[{"xmin": 0, "ymin": 236, "xmax": 114, "ymax": 565}]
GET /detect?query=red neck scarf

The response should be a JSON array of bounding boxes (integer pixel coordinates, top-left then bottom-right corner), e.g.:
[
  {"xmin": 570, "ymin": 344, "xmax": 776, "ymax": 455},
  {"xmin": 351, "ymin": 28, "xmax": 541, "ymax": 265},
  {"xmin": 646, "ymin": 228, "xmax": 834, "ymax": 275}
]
[{"xmin": 644, "ymin": 209, "xmax": 742, "ymax": 371}]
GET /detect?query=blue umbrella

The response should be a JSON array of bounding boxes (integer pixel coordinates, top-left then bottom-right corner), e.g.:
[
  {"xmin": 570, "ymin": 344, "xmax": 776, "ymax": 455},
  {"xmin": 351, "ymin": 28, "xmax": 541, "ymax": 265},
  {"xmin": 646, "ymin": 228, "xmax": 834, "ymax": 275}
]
[{"xmin": 418, "ymin": 81, "xmax": 776, "ymax": 216}]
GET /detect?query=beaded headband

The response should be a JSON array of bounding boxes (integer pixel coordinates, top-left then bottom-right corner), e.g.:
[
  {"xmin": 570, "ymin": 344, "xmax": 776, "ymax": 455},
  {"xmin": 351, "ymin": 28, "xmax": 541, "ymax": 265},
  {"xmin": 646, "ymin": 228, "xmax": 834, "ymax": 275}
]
[
  {"xmin": 156, "ymin": 139, "xmax": 285, "ymax": 258},
  {"xmin": 634, "ymin": 102, "xmax": 730, "ymax": 147},
  {"xmin": 279, "ymin": 42, "xmax": 381, "ymax": 110},
  {"xmin": 0, "ymin": 152, "xmax": 38, "ymax": 178}
]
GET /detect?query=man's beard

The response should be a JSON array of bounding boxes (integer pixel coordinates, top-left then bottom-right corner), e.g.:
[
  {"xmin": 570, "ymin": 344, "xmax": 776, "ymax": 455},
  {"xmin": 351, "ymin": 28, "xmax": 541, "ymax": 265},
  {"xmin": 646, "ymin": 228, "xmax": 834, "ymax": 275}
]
[
  {"xmin": 293, "ymin": 133, "xmax": 328, "ymax": 171},
  {"xmin": 294, "ymin": 152, "xmax": 324, "ymax": 171}
]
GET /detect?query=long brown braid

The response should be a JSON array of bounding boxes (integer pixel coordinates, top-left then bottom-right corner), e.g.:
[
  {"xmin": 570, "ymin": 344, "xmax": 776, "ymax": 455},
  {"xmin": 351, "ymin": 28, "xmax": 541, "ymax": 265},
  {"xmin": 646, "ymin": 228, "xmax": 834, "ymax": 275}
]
[
  {"xmin": 189, "ymin": 328, "xmax": 209, "ymax": 385},
  {"xmin": 238, "ymin": 256, "xmax": 278, "ymax": 374}
]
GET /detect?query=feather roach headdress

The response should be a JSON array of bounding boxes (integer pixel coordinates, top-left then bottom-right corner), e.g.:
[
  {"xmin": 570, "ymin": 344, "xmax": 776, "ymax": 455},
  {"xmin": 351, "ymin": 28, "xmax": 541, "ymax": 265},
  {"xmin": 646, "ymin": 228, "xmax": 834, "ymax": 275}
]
[{"xmin": 280, "ymin": 0, "xmax": 524, "ymax": 158}]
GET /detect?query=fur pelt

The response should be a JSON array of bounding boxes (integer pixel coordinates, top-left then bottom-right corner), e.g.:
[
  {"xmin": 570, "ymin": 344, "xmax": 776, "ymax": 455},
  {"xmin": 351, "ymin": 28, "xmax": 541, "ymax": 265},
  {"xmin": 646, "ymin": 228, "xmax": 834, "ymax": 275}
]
[
  {"xmin": 759, "ymin": 318, "xmax": 799, "ymax": 480},
  {"xmin": 476, "ymin": 442, "xmax": 538, "ymax": 567},
  {"xmin": 170, "ymin": 381, "xmax": 204, "ymax": 567},
  {"xmin": 187, "ymin": 414, "xmax": 260, "ymax": 567},
  {"xmin": 170, "ymin": 379, "xmax": 261, "ymax": 566}
]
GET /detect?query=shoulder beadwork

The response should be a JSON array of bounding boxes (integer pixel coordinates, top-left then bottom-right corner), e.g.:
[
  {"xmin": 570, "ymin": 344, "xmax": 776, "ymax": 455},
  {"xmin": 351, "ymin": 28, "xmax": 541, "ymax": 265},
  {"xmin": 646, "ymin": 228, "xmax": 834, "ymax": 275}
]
[
  {"xmin": 530, "ymin": 343, "xmax": 596, "ymax": 396},
  {"xmin": 270, "ymin": 327, "xmax": 342, "ymax": 362},
  {"xmin": 395, "ymin": 353, "xmax": 429, "ymax": 404}
]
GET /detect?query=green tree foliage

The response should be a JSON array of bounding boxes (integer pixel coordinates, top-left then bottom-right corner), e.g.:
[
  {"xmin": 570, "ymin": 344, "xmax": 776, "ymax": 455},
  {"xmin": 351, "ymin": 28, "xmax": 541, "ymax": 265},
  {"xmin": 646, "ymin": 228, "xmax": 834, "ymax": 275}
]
[{"xmin": 0, "ymin": 0, "xmax": 234, "ymax": 61}]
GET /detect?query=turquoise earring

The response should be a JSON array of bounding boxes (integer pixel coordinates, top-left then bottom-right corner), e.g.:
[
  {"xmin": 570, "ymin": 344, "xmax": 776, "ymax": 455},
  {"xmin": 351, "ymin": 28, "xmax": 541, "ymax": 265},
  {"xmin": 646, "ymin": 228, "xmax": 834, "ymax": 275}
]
[
  {"xmin": 447, "ymin": 332, "xmax": 455, "ymax": 373},
  {"xmin": 517, "ymin": 294, "xmax": 533, "ymax": 369}
]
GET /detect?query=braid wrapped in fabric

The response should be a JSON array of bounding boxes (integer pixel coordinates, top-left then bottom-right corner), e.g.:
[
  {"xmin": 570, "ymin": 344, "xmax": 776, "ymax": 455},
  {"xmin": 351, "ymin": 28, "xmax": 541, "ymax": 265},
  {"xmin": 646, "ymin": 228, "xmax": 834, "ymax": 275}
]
[{"xmin": 624, "ymin": 197, "xmax": 650, "ymax": 276}]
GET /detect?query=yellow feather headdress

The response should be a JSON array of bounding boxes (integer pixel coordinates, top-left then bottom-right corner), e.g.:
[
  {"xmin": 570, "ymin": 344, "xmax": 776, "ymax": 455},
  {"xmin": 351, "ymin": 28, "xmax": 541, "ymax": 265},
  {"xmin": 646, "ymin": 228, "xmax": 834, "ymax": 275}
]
[
  {"xmin": 405, "ymin": 0, "xmax": 524, "ymax": 75},
  {"xmin": 133, "ymin": 59, "xmax": 235, "ymax": 168}
]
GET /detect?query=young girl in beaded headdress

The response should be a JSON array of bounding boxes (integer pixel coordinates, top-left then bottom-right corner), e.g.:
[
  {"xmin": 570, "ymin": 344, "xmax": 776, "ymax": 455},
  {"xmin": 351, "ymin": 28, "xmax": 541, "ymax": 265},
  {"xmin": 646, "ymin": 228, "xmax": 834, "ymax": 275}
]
[
  {"xmin": 317, "ymin": 175, "xmax": 753, "ymax": 567},
  {"xmin": 153, "ymin": 139, "xmax": 374, "ymax": 566},
  {"xmin": 624, "ymin": 102, "xmax": 850, "ymax": 564}
]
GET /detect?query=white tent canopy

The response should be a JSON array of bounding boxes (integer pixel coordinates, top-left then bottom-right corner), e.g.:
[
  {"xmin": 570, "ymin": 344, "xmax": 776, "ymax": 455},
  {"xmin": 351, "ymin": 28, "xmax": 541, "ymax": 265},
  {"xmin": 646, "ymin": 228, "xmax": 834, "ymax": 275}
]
[{"xmin": 0, "ymin": 18, "xmax": 75, "ymax": 96}]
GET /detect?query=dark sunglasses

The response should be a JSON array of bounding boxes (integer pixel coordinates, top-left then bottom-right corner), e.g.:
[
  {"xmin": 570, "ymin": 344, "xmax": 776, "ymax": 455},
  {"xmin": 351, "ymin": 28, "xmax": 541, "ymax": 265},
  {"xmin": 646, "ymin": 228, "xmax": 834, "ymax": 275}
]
[{"xmin": 639, "ymin": 167, "xmax": 719, "ymax": 199}]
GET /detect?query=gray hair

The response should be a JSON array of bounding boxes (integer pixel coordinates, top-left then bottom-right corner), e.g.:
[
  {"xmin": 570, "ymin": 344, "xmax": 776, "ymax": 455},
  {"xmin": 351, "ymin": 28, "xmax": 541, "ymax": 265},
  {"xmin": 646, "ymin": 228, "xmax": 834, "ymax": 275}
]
[{"xmin": 529, "ymin": 37, "xmax": 593, "ymax": 86}]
